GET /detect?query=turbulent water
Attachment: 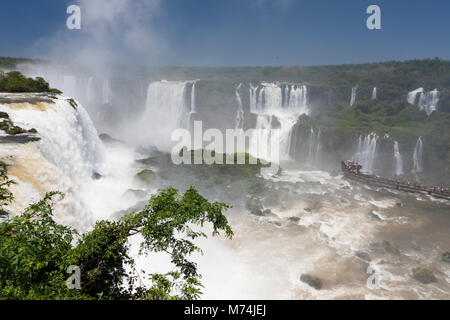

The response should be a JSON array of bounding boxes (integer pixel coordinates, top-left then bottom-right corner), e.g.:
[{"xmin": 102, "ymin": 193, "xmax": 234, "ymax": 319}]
[
  {"xmin": 1, "ymin": 83, "xmax": 449, "ymax": 300},
  {"xmin": 248, "ymin": 83, "xmax": 310, "ymax": 160}
]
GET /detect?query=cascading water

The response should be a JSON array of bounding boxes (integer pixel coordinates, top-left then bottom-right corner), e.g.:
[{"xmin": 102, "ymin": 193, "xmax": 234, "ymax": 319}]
[
  {"xmin": 248, "ymin": 83, "xmax": 309, "ymax": 160},
  {"xmin": 102, "ymin": 78, "xmax": 112, "ymax": 105},
  {"xmin": 235, "ymin": 83, "xmax": 244, "ymax": 129},
  {"xmin": 350, "ymin": 87, "xmax": 357, "ymax": 106},
  {"xmin": 372, "ymin": 87, "xmax": 377, "ymax": 100},
  {"xmin": 139, "ymin": 80, "xmax": 199, "ymax": 151},
  {"xmin": 393, "ymin": 141, "xmax": 404, "ymax": 176},
  {"xmin": 353, "ymin": 133, "xmax": 378, "ymax": 173},
  {"xmin": 412, "ymin": 137, "xmax": 424, "ymax": 174},
  {"xmin": 407, "ymin": 88, "xmax": 424, "ymax": 105},
  {"xmin": 418, "ymin": 89, "xmax": 439, "ymax": 116},
  {"xmin": 0, "ymin": 95, "xmax": 105, "ymax": 230},
  {"xmin": 306, "ymin": 128, "xmax": 321, "ymax": 166}
]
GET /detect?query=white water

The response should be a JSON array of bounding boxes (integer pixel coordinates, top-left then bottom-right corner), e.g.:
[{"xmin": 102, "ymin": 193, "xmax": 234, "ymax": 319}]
[
  {"xmin": 138, "ymin": 80, "xmax": 191, "ymax": 151},
  {"xmin": 307, "ymin": 128, "xmax": 321, "ymax": 166},
  {"xmin": 102, "ymin": 78, "xmax": 112, "ymax": 105},
  {"xmin": 0, "ymin": 95, "xmax": 105, "ymax": 230},
  {"xmin": 412, "ymin": 137, "xmax": 424, "ymax": 174},
  {"xmin": 418, "ymin": 89, "xmax": 439, "ymax": 116},
  {"xmin": 235, "ymin": 83, "xmax": 244, "ymax": 129},
  {"xmin": 393, "ymin": 141, "xmax": 404, "ymax": 176},
  {"xmin": 354, "ymin": 134, "xmax": 378, "ymax": 174},
  {"xmin": 248, "ymin": 83, "xmax": 309, "ymax": 160},
  {"xmin": 350, "ymin": 87, "xmax": 357, "ymax": 106},
  {"xmin": 372, "ymin": 87, "xmax": 377, "ymax": 100},
  {"xmin": 407, "ymin": 88, "xmax": 424, "ymax": 105}
]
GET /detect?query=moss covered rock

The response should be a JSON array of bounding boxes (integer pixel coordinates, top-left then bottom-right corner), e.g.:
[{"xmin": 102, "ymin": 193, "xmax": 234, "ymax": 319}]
[
  {"xmin": 412, "ymin": 267, "xmax": 436, "ymax": 284},
  {"xmin": 300, "ymin": 274, "xmax": 323, "ymax": 290},
  {"xmin": 135, "ymin": 169, "xmax": 157, "ymax": 183}
]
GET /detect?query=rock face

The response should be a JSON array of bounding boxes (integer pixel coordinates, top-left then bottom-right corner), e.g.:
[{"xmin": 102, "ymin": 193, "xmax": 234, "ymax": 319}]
[{"xmin": 300, "ymin": 274, "xmax": 323, "ymax": 290}]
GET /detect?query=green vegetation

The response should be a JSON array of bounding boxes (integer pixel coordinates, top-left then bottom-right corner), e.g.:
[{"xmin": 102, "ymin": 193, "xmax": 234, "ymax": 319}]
[
  {"xmin": 0, "ymin": 161, "xmax": 15, "ymax": 216},
  {"xmin": 0, "ymin": 162, "xmax": 233, "ymax": 300},
  {"xmin": 0, "ymin": 112, "xmax": 37, "ymax": 135},
  {"xmin": 66, "ymin": 98, "xmax": 78, "ymax": 109},
  {"xmin": 412, "ymin": 267, "xmax": 437, "ymax": 284},
  {"xmin": 0, "ymin": 71, "xmax": 61, "ymax": 93}
]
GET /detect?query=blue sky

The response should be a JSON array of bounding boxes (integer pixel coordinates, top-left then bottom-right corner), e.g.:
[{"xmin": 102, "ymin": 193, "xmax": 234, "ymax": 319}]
[{"xmin": 1, "ymin": 0, "xmax": 449, "ymax": 66}]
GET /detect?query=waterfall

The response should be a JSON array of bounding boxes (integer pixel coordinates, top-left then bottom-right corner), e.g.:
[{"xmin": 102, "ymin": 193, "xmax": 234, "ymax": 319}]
[
  {"xmin": 0, "ymin": 96, "xmax": 105, "ymax": 229},
  {"xmin": 412, "ymin": 137, "xmax": 424, "ymax": 174},
  {"xmin": 248, "ymin": 83, "xmax": 309, "ymax": 160},
  {"xmin": 235, "ymin": 83, "xmax": 244, "ymax": 129},
  {"xmin": 393, "ymin": 141, "xmax": 404, "ymax": 176},
  {"xmin": 372, "ymin": 87, "xmax": 377, "ymax": 100},
  {"xmin": 353, "ymin": 133, "xmax": 378, "ymax": 173},
  {"xmin": 407, "ymin": 88, "xmax": 424, "ymax": 105},
  {"xmin": 190, "ymin": 81, "xmax": 197, "ymax": 113},
  {"xmin": 140, "ymin": 80, "xmax": 190, "ymax": 150},
  {"xmin": 350, "ymin": 87, "xmax": 357, "ymax": 106},
  {"xmin": 102, "ymin": 79, "xmax": 112, "ymax": 105},
  {"xmin": 418, "ymin": 89, "xmax": 439, "ymax": 116}
]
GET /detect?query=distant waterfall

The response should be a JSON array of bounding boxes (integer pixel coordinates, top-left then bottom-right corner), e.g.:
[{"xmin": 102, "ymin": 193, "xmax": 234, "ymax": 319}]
[
  {"xmin": 102, "ymin": 79, "xmax": 112, "ymax": 105},
  {"xmin": 418, "ymin": 89, "xmax": 439, "ymax": 116},
  {"xmin": 407, "ymin": 88, "xmax": 424, "ymax": 105},
  {"xmin": 393, "ymin": 141, "xmax": 404, "ymax": 176},
  {"xmin": 235, "ymin": 83, "xmax": 244, "ymax": 129},
  {"xmin": 248, "ymin": 83, "xmax": 309, "ymax": 160},
  {"xmin": 307, "ymin": 128, "xmax": 321, "ymax": 166},
  {"xmin": 354, "ymin": 133, "xmax": 378, "ymax": 173},
  {"xmin": 190, "ymin": 81, "xmax": 197, "ymax": 113},
  {"xmin": 412, "ymin": 137, "xmax": 424, "ymax": 174},
  {"xmin": 350, "ymin": 87, "xmax": 357, "ymax": 106},
  {"xmin": 372, "ymin": 87, "xmax": 377, "ymax": 100},
  {"xmin": 141, "ymin": 80, "xmax": 190, "ymax": 150}
]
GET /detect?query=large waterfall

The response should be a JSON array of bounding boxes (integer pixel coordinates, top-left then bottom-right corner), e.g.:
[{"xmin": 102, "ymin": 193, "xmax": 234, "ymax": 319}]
[
  {"xmin": 353, "ymin": 133, "xmax": 378, "ymax": 173},
  {"xmin": 412, "ymin": 137, "xmax": 424, "ymax": 174},
  {"xmin": 248, "ymin": 83, "xmax": 309, "ymax": 160},
  {"xmin": 407, "ymin": 88, "xmax": 424, "ymax": 105},
  {"xmin": 306, "ymin": 128, "xmax": 321, "ymax": 166},
  {"xmin": 393, "ymin": 141, "xmax": 404, "ymax": 176},
  {"xmin": 0, "ymin": 95, "xmax": 105, "ymax": 229},
  {"xmin": 102, "ymin": 78, "xmax": 112, "ymax": 105}
]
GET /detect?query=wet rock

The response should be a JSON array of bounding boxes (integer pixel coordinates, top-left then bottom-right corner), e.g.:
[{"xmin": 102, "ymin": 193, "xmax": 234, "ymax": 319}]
[
  {"xmin": 300, "ymin": 274, "xmax": 323, "ymax": 290},
  {"xmin": 412, "ymin": 267, "xmax": 437, "ymax": 284},
  {"xmin": 355, "ymin": 251, "xmax": 372, "ymax": 262},
  {"xmin": 304, "ymin": 208, "xmax": 312, "ymax": 213},
  {"xmin": 371, "ymin": 240, "xmax": 400, "ymax": 254},
  {"xmin": 0, "ymin": 112, "xmax": 9, "ymax": 119},
  {"xmin": 92, "ymin": 172, "xmax": 102, "ymax": 180},
  {"xmin": 442, "ymin": 252, "xmax": 450, "ymax": 264},
  {"xmin": 288, "ymin": 216, "xmax": 300, "ymax": 224}
]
